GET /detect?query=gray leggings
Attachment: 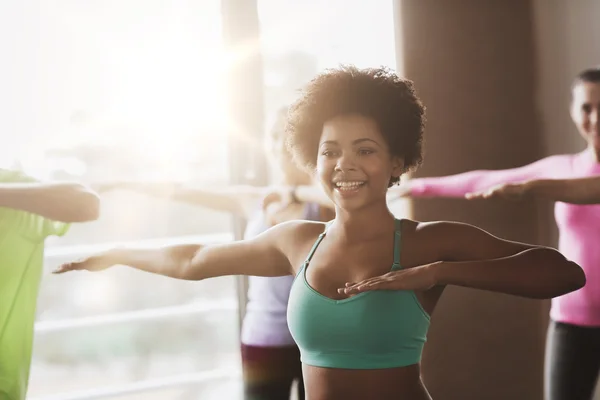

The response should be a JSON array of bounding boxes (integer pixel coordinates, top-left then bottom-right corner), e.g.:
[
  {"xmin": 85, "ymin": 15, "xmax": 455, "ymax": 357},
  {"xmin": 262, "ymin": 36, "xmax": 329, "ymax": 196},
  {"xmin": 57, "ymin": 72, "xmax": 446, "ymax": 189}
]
[{"xmin": 545, "ymin": 320, "xmax": 600, "ymax": 400}]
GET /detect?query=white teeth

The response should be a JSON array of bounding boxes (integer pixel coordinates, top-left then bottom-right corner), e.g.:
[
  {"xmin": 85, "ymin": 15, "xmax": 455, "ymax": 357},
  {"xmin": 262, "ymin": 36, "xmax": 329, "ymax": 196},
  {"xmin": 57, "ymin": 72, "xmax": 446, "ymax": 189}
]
[{"xmin": 334, "ymin": 181, "xmax": 365, "ymax": 190}]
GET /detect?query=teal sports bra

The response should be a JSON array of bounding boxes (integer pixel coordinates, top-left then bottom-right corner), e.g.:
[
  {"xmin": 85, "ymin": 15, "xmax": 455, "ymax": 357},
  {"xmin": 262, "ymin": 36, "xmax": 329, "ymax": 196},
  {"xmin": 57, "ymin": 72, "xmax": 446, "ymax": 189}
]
[{"xmin": 287, "ymin": 218, "xmax": 431, "ymax": 370}]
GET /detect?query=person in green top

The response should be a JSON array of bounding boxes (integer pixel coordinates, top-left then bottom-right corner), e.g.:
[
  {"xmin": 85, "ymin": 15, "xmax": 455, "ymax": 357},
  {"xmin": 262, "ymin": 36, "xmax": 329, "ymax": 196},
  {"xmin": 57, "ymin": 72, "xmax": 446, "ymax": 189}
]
[{"xmin": 0, "ymin": 168, "xmax": 99, "ymax": 400}]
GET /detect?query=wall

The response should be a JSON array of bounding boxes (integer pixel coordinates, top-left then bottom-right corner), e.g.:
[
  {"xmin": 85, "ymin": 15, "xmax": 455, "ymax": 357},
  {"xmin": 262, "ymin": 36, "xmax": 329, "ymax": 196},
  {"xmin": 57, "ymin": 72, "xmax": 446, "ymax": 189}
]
[
  {"xmin": 394, "ymin": 1, "xmax": 600, "ymax": 399},
  {"xmin": 395, "ymin": 1, "xmax": 544, "ymax": 399}
]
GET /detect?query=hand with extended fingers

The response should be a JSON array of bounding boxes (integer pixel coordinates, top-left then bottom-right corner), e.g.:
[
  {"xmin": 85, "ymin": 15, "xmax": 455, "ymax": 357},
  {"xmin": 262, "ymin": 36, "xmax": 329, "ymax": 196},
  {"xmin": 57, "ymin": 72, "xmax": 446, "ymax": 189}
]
[
  {"xmin": 52, "ymin": 251, "xmax": 118, "ymax": 274},
  {"xmin": 465, "ymin": 182, "xmax": 528, "ymax": 201},
  {"xmin": 338, "ymin": 262, "xmax": 441, "ymax": 296},
  {"xmin": 261, "ymin": 185, "xmax": 295, "ymax": 211}
]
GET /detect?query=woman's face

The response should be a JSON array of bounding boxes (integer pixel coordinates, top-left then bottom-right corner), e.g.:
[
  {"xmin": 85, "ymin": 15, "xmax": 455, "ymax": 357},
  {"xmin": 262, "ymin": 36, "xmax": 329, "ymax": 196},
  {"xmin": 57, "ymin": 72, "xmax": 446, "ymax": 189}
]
[
  {"xmin": 571, "ymin": 81, "xmax": 600, "ymax": 151},
  {"xmin": 316, "ymin": 114, "xmax": 403, "ymax": 211}
]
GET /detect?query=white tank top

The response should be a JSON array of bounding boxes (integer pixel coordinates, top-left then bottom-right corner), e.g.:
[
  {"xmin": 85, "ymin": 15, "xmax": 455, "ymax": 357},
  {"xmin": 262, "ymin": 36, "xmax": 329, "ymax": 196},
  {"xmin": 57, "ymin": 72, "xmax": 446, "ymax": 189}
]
[{"xmin": 240, "ymin": 203, "xmax": 320, "ymax": 347}]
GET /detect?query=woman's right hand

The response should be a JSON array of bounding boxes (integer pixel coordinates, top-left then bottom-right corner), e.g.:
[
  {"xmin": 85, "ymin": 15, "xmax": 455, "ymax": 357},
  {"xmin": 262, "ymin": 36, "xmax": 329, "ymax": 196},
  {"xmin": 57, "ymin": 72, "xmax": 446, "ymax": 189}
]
[
  {"xmin": 261, "ymin": 186, "xmax": 293, "ymax": 211},
  {"xmin": 52, "ymin": 251, "xmax": 120, "ymax": 274}
]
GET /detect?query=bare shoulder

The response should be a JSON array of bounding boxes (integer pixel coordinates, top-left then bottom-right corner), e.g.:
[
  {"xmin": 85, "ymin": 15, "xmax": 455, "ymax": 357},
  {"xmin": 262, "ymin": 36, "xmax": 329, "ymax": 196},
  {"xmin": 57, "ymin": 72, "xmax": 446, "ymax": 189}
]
[
  {"xmin": 412, "ymin": 219, "xmax": 521, "ymax": 244},
  {"xmin": 404, "ymin": 218, "xmax": 537, "ymax": 262},
  {"xmin": 398, "ymin": 218, "xmax": 464, "ymax": 241},
  {"xmin": 396, "ymin": 219, "xmax": 448, "ymax": 264},
  {"xmin": 399, "ymin": 219, "xmax": 489, "ymax": 263},
  {"xmin": 267, "ymin": 219, "xmax": 329, "ymax": 272},
  {"xmin": 274, "ymin": 219, "xmax": 328, "ymax": 249},
  {"xmin": 412, "ymin": 219, "xmax": 477, "ymax": 237}
]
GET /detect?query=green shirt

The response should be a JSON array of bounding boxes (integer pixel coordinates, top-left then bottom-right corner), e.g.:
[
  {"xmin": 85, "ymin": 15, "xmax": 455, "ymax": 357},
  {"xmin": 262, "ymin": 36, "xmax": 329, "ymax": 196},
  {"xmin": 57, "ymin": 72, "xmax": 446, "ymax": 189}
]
[{"xmin": 0, "ymin": 170, "xmax": 70, "ymax": 400}]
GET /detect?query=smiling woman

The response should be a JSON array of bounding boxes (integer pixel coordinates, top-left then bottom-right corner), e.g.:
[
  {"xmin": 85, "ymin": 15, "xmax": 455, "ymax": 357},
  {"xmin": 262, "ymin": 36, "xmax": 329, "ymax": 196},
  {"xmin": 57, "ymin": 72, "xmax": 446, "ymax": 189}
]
[
  {"xmin": 318, "ymin": 117, "xmax": 405, "ymax": 203},
  {"xmin": 54, "ymin": 65, "xmax": 585, "ymax": 400}
]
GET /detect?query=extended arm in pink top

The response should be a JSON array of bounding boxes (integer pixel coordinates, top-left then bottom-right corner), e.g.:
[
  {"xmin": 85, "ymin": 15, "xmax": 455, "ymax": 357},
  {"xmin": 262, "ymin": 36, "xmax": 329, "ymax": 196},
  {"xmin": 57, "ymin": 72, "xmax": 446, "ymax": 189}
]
[{"xmin": 409, "ymin": 155, "xmax": 572, "ymax": 198}]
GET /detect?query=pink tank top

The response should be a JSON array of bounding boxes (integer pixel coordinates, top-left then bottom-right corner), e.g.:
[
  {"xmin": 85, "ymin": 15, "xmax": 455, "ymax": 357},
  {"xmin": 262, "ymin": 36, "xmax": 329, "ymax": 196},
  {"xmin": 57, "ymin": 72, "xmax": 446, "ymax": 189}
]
[{"xmin": 410, "ymin": 151, "xmax": 600, "ymax": 327}]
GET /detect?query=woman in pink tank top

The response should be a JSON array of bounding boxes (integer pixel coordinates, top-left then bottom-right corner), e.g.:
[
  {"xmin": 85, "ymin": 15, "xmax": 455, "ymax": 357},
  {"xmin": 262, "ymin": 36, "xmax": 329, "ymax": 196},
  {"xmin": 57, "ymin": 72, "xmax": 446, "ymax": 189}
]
[{"xmin": 392, "ymin": 67, "xmax": 600, "ymax": 400}]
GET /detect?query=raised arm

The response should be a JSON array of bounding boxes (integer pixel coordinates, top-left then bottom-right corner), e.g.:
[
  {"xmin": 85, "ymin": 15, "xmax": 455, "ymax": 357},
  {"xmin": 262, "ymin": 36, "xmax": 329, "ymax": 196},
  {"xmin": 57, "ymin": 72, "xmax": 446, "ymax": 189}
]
[
  {"xmin": 390, "ymin": 155, "xmax": 570, "ymax": 199},
  {"xmin": 0, "ymin": 182, "xmax": 99, "ymax": 222},
  {"xmin": 97, "ymin": 181, "xmax": 265, "ymax": 218},
  {"xmin": 261, "ymin": 184, "xmax": 334, "ymax": 211},
  {"xmin": 466, "ymin": 176, "xmax": 600, "ymax": 205},
  {"xmin": 53, "ymin": 220, "xmax": 321, "ymax": 279}
]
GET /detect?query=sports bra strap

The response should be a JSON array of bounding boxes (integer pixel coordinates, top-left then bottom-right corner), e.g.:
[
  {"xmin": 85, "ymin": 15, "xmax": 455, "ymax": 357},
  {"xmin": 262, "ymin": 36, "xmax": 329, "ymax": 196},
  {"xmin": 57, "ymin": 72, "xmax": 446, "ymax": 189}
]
[
  {"xmin": 303, "ymin": 222, "xmax": 332, "ymax": 265},
  {"xmin": 392, "ymin": 218, "xmax": 402, "ymax": 271},
  {"xmin": 303, "ymin": 220, "xmax": 403, "ymax": 269}
]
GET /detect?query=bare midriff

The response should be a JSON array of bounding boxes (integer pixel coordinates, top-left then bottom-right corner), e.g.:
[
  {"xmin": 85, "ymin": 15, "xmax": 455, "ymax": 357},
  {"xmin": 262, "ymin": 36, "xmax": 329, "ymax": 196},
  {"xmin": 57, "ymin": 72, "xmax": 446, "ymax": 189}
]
[{"xmin": 302, "ymin": 363, "xmax": 432, "ymax": 400}]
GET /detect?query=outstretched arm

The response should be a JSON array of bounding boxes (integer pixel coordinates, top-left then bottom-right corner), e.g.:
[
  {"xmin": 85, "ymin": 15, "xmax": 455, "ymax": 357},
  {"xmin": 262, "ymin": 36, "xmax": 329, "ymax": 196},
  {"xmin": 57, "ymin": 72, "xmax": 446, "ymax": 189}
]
[
  {"xmin": 466, "ymin": 176, "xmax": 600, "ymax": 205},
  {"xmin": 53, "ymin": 220, "xmax": 314, "ymax": 279},
  {"xmin": 0, "ymin": 182, "xmax": 99, "ymax": 222},
  {"xmin": 389, "ymin": 155, "xmax": 570, "ymax": 199},
  {"xmin": 343, "ymin": 221, "xmax": 585, "ymax": 300},
  {"xmin": 426, "ymin": 222, "xmax": 585, "ymax": 299},
  {"xmin": 261, "ymin": 185, "xmax": 334, "ymax": 211},
  {"xmin": 97, "ymin": 181, "xmax": 265, "ymax": 218}
]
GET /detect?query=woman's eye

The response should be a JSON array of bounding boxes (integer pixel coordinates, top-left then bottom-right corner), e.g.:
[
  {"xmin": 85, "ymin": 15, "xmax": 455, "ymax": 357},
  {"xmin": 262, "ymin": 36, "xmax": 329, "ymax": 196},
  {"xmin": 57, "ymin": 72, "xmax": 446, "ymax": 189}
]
[{"xmin": 358, "ymin": 148, "xmax": 374, "ymax": 155}]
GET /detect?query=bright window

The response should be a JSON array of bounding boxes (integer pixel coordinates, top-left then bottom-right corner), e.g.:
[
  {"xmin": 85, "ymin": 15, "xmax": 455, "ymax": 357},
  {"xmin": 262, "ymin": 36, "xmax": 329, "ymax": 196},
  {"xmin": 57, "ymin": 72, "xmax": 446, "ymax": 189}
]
[
  {"xmin": 1, "ymin": 1, "xmax": 403, "ymax": 399},
  {"xmin": 13, "ymin": 2, "xmax": 240, "ymax": 399}
]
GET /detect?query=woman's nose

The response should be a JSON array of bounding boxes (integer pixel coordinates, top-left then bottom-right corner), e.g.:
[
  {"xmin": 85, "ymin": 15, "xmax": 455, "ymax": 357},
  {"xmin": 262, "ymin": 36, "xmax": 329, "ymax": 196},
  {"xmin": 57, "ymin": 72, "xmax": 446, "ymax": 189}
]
[{"xmin": 335, "ymin": 154, "xmax": 358, "ymax": 172}]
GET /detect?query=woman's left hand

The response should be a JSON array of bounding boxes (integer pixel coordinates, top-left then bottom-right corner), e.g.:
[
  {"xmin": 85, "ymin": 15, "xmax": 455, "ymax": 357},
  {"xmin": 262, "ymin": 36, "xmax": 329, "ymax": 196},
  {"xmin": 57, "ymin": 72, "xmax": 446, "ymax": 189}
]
[
  {"xmin": 465, "ymin": 182, "xmax": 528, "ymax": 201},
  {"xmin": 338, "ymin": 262, "xmax": 441, "ymax": 295},
  {"xmin": 261, "ymin": 186, "xmax": 294, "ymax": 211}
]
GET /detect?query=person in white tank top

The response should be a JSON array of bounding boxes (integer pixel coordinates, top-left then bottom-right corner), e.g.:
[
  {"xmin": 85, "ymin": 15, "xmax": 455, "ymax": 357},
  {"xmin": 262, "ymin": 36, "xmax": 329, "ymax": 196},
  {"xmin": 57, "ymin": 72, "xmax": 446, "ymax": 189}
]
[{"xmin": 94, "ymin": 107, "xmax": 334, "ymax": 400}]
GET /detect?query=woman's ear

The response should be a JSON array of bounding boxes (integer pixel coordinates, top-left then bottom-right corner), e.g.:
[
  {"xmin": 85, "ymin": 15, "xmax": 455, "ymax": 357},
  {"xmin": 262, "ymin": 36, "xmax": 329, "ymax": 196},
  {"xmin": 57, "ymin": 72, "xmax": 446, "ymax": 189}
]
[{"xmin": 391, "ymin": 156, "xmax": 405, "ymax": 179}]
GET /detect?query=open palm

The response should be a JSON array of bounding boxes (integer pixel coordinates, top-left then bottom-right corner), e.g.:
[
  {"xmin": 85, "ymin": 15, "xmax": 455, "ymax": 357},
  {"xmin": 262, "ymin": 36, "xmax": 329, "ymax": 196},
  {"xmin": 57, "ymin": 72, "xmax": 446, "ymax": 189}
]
[
  {"xmin": 339, "ymin": 263, "xmax": 440, "ymax": 295},
  {"xmin": 466, "ymin": 183, "xmax": 527, "ymax": 200},
  {"xmin": 53, "ymin": 253, "xmax": 117, "ymax": 274}
]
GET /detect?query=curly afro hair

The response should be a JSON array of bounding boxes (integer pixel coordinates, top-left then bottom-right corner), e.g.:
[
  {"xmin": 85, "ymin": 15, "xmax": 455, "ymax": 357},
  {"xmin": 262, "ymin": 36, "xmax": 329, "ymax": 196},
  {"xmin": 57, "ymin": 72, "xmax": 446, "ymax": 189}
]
[{"xmin": 286, "ymin": 65, "xmax": 426, "ymax": 186}]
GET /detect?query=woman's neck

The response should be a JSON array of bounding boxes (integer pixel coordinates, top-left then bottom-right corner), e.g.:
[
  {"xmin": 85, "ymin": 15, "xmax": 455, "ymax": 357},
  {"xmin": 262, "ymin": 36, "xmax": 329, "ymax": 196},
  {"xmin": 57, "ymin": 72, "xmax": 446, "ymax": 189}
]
[{"xmin": 331, "ymin": 202, "xmax": 396, "ymax": 243}]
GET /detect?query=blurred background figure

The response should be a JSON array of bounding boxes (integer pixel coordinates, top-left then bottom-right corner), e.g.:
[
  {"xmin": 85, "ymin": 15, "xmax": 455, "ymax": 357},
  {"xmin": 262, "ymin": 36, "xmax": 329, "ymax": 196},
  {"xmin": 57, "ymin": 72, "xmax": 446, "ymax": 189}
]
[
  {"xmin": 0, "ymin": 170, "xmax": 98, "ymax": 400},
  {"xmin": 95, "ymin": 107, "xmax": 334, "ymax": 400}
]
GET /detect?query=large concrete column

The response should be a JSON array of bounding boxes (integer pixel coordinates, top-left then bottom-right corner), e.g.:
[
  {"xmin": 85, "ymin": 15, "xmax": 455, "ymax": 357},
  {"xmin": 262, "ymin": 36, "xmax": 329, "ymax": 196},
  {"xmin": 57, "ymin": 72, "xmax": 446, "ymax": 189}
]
[{"xmin": 395, "ymin": 2, "xmax": 548, "ymax": 399}]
